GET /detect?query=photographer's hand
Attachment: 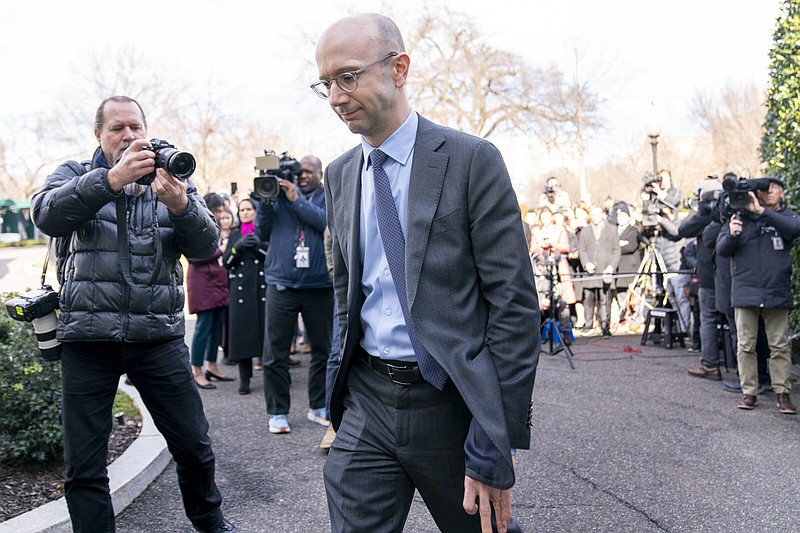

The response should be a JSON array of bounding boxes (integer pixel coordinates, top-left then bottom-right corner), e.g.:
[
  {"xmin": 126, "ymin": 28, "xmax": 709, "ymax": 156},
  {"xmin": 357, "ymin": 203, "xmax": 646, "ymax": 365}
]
[
  {"xmin": 152, "ymin": 168, "xmax": 189, "ymax": 215},
  {"xmin": 107, "ymin": 139, "xmax": 155, "ymax": 192},
  {"xmin": 745, "ymin": 191, "xmax": 765, "ymax": 216},
  {"xmin": 729, "ymin": 214, "xmax": 743, "ymax": 237},
  {"xmin": 278, "ymin": 179, "xmax": 299, "ymax": 202}
]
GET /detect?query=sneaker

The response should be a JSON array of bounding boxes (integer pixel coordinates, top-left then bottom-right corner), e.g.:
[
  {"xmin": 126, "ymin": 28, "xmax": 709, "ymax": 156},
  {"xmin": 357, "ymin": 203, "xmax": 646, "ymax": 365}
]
[
  {"xmin": 307, "ymin": 407, "xmax": 330, "ymax": 427},
  {"xmin": 687, "ymin": 346, "xmax": 701, "ymax": 353},
  {"xmin": 776, "ymin": 393, "xmax": 797, "ymax": 415},
  {"xmin": 687, "ymin": 364, "xmax": 721, "ymax": 381},
  {"xmin": 269, "ymin": 414, "xmax": 291, "ymax": 434},
  {"xmin": 737, "ymin": 394, "xmax": 757, "ymax": 410}
]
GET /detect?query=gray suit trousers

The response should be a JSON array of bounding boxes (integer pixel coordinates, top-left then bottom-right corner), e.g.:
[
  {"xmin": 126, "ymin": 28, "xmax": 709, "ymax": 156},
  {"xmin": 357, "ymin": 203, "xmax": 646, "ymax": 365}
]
[{"xmin": 323, "ymin": 354, "xmax": 482, "ymax": 532}]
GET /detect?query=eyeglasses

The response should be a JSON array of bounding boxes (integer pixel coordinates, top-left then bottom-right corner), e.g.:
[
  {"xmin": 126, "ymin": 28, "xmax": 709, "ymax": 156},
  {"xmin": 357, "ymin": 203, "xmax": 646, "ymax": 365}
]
[{"xmin": 310, "ymin": 52, "xmax": 398, "ymax": 99}]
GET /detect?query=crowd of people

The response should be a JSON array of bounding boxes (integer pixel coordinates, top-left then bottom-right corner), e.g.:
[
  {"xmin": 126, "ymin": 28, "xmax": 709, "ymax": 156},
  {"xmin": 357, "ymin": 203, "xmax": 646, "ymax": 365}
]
[
  {"xmin": 24, "ymin": 10, "xmax": 799, "ymax": 533},
  {"xmin": 529, "ymin": 170, "xmax": 800, "ymax": 417},
  {"xmin": 528, "ymin": 171, "xmax": 691, "ymax": 341}
]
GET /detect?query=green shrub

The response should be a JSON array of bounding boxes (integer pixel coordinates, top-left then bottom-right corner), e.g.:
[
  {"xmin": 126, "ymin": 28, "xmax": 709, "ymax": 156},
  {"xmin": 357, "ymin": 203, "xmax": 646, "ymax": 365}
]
[{"xmin": 0, "ymin": 294, "xmax": 63, "ymax": 464}]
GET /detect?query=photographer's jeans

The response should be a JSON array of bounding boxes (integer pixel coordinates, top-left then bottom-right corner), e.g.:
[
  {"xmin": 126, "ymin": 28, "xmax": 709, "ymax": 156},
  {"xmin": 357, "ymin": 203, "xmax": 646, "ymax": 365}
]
[
  {"xmin": 698, "ymin": 288, "xmax": 720, "ymax": 367},
  {"xmin": 61, "ymin": 339, "xmax": 223, "ymax": 533}
]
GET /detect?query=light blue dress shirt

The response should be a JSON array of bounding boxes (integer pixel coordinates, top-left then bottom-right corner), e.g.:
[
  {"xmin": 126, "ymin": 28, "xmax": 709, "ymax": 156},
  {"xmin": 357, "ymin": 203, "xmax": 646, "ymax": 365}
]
[{"xmin": 358, "ymin": 110, "xmax": 418, "ymax": 362}]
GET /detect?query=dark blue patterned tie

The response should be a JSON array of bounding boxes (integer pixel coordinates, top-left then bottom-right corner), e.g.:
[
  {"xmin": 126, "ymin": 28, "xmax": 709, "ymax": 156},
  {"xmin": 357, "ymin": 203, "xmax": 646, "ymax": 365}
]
[{"xmin": 370, "ymin": 149, "xmax": 448, "ymax": 390}]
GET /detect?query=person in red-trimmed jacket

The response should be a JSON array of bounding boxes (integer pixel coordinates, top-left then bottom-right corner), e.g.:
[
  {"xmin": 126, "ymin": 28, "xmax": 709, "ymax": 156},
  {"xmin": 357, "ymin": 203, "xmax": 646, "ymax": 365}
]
[{"xmin": 188, "ymin": 193, "xmax": 233, "ymax": 389}]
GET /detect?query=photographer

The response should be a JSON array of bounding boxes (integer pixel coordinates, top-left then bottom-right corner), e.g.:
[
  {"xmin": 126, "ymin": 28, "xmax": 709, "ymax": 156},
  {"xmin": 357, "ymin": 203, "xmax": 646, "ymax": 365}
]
[
  {"xmin": 716, "ymin": 176, "xmax": 800, "ymax": 414},
  {"xmin": 29, "ymin": 96, "xmax": 238, "ymax": 533},
  {"xmin": 538, "ymin": 176, "xmax": 571, "ymax": 213},
  {"xmin": 660, "ymin": 180, "xmax": 722, "ymax": 377},
  {"xmin": 652, "ymin": 169, "xmax": 682, "ymax": 221},
  {"xmin": 255, "ymin": 154, "xmax": 333, "ymax": 434}
]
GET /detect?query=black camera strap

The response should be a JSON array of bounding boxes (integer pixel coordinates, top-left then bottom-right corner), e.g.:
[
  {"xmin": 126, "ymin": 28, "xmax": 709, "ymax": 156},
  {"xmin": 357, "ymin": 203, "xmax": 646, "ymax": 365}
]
[
  {"xmin": 40, "ymin": 238, "xmax": 54, "ymax": 287},
  {"xmin": 115, "ymin": 195, "xmax": 162, "ymax": 287}
]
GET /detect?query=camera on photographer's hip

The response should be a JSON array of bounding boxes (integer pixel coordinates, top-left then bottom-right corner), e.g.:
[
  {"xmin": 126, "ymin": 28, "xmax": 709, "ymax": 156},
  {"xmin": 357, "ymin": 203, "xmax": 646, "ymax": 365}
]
[{"xmin": 4, "ymin": 285, "xmax": 62, "ymax": 361}]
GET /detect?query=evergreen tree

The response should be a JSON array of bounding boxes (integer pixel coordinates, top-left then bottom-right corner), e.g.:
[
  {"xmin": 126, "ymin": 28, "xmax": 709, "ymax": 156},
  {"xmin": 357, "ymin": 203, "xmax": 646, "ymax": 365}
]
[{"xmin": 761, "ymin": 0, "xmax": 800, "ymax": 324}]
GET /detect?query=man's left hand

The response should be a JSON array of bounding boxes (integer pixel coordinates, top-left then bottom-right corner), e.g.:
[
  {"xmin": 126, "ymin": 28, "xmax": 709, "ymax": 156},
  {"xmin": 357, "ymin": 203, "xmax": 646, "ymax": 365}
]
[
  {"xmin": 151, "ymin": 169, "xmax": 189, "ymax": 215},
  {"xmin": 463, "ymin": 476, "xmax": 512, "ymax": 533},
  {"xmin": 278, "ymin": 178, "xmax": 299, "ymax": 202},
  {"xmin": 745, "ymin": 191, "xmax": 765, "ymax": 216}
]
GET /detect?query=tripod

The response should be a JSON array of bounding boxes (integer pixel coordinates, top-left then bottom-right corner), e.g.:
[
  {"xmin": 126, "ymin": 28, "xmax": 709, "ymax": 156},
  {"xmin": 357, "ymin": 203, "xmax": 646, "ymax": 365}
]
[
  {"xmin": 620, "ymin": 232, "xmax": 671, "ymax": 332},
  {"xmin": 537, "ymin": 255, "xmax": 575, "ymax": 369}
]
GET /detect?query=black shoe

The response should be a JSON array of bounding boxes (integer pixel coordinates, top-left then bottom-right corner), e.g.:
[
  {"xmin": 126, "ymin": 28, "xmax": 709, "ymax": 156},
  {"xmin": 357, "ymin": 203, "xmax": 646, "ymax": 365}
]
[
  {"xmin": 238, "ymin": 380, "xmax": 250, "ymax": 395},
  {"xmin": 602, "ymin": 329, "xmax": 612, "ymax": 338},
  {"xmin": 195, "ymin": 380, "xmax": 216, "ymax": 390},
  {"xmin": 205, "ymin": 370, "xmax": 235, "ymax": 382},
  {"xmin": 722, "ymin": 380, "xmax": 742, "ymax": 393},
  {"xmin": 196, "ymin": 519, "xmax": 240, "ymax": 533}
]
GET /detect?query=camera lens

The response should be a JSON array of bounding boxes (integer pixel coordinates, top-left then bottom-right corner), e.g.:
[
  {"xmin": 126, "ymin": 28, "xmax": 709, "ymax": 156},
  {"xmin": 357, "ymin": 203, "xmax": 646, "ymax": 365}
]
[
  {"xmin": 32, "ymin": 311, "xmax": 62, "ymax": 361},
  {"xmin": 166, "ymin": 151, "xmax": 196, "ymax": 180},
  {"xmin": 254, "ymin": 175, "xmax": 280, "ymax": 199}
]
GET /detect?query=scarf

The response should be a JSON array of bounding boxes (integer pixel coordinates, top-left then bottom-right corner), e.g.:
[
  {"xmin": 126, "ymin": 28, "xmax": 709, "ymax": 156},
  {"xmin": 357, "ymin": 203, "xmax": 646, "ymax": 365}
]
[{"xmin": 241, "ymin": 221, "xmax": 255, "ymax": 236}]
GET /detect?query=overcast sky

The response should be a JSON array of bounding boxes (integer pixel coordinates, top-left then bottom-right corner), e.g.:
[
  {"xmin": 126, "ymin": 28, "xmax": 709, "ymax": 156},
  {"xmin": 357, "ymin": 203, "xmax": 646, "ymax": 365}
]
[{"xmin": 0, "ymin": 0, "xmax": 782, "ymax": 171}]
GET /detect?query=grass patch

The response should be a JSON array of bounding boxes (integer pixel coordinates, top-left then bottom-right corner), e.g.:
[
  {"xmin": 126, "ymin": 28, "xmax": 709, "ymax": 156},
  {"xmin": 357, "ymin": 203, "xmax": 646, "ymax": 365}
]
[{"xmin": 113, "ymin": 390, "xmax": 140, "ymax": 418}]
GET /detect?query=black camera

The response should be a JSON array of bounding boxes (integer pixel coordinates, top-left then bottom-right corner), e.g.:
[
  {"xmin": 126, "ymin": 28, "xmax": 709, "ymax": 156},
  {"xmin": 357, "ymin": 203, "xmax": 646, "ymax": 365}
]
[
  {"xmin": 137, "ymin": 138, "xmax": 196, "ymax": 185},
  {"xmin": 4, "ymin": 285, "xmax": 62, "ymax": 361},
  {"xmin": 251, "ymin": 151, "xmax": 303, "ymax": 202},
  {"xmin": 698, "ymin": 190, "xmax": 722, "ymax": 218},
  {"xmin": 641, "ymin": 171, "xmax": 662, "ymax": 194},
  {"xmin": 722, "ymin": 176, "xmax": 772, "ymax": 212},
  {"xmin": 543, "ymin": 185, "xmax": 556, "ymax": 197}
]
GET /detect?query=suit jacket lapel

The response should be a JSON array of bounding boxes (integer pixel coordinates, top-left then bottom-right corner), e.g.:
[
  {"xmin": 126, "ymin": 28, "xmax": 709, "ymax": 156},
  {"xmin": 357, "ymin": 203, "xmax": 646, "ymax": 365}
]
[
  {"xmin": 340, "ymin": 151, "xmax": 364, "ymax": 313},
  {"xmin": 406, "ymin": 117, "xmax": 447, "ymax": 310}
]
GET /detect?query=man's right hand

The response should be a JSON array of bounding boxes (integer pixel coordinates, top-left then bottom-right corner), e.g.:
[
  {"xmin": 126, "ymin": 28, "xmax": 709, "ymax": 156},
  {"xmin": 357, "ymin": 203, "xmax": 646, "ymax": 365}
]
[{"xmin": 107, "ymin": 139, "xmax": 156, "ymax": 191}]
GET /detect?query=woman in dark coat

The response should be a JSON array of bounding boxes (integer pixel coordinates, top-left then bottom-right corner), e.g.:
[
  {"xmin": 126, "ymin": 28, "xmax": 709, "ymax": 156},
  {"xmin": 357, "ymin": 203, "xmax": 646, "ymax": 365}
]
[
  {"xmin": 614, "ymin": 207, "xmax": 644, "ymax": 332},
  {"xmin": 188, "ymin": 193, "xmax": 231, "ymax": 389},
  {"xmin": 223, "ymin": 198, "xmax": 267, "ymax": 395}
]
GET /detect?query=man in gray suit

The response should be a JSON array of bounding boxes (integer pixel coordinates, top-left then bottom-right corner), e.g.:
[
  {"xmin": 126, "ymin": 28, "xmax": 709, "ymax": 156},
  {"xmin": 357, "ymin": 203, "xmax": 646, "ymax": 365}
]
[{"xmin": 313, "ymin": 13, "xmax": 540, "ymax": 533}]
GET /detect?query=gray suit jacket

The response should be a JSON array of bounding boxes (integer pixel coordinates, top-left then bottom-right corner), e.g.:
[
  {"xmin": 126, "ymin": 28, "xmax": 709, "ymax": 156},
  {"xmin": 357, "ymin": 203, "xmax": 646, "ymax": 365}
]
[{"xmin": 324, "ymin": 115, "xmax": 540, "ymax": 487}]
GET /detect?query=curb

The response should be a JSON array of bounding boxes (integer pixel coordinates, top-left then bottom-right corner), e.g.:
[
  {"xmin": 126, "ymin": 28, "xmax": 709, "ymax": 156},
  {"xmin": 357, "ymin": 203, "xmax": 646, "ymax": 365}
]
[{"xmin": 0, "ymin": 377, "xmax": 170, "ymax": 533}]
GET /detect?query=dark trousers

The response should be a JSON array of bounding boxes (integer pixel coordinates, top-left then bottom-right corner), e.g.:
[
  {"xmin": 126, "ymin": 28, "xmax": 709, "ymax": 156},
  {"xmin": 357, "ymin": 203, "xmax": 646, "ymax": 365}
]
[
  {"xmin": 324, "ymin": 354, "xmax": 482, "ymax": 533},
  {"xmin": 326, "ymin": 294, "xmax": 341, "ymax": 414},
  {"xmin": 263, "ymin": 285, "xmax": 333, "ymax": 414},
  {"xmin": 61, "ymin": 339, "xmax": 223, "ymax": 533},
  {"xmin": 699, "ymin": 288, "xmax": 720, "ymax": 366},
  {"xmin": 190, "ymin": 307, "xmax": 226, "ymax": 367},
  {"xmin": 583, "ymin": 286, "xmax": 611, "ymax": 331}
]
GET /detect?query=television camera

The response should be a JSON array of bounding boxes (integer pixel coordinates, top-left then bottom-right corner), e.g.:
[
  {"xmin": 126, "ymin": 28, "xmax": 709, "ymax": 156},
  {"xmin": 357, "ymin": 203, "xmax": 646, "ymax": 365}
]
[{"xmin": 251, "ymin": 151, "xmax": 303, "ymax": 202}]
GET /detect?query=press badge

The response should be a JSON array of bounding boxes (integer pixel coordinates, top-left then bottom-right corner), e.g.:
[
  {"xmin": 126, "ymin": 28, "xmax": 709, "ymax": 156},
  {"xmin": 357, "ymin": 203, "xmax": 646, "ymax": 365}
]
[
  {"xmin": 295, "ymin": 246, "xmax": 310, "ymax": 268},
  {"xmin": 773, "ymin": 236, "xmax": 785, "ymax": 251}
]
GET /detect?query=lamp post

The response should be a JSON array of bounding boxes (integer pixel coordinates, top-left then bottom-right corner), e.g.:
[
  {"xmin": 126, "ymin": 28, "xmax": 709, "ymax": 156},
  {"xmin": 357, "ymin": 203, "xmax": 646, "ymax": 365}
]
[
  {"xmin": 648, "ymin": 133, "xmax": 659, "ymax": 175},
  {"xmin": 646, "ymin": 102, "xmax": 661, "ymax": 175}
]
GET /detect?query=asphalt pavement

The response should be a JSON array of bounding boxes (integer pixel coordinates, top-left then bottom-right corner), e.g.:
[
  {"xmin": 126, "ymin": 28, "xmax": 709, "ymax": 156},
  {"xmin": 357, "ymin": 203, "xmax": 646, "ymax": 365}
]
[
  {"xmin": 115, "ymin": 329, "xmax": 800, "ymax": 533},
  {"xmin": 2, "ymin": 247, "xmax": 799, "ymax": 532}
]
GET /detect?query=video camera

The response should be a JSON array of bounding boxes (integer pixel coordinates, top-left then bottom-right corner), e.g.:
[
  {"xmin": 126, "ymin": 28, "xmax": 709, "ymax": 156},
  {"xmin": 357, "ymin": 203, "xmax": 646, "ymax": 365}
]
[
  {"xmin": 698, "ymin": 189, "xmax": 722, "ymax": 218},
  {"xmin": 640, "ymin": 172, "xmax": 677, "ymax": 232},
  {"xmin": 137, "ymin": 138, "xmax": 196, "ymax": 185},
  {"xmin": 251, "ymin": 151, "xmax": 303, "ymax": 202},
  {"xmin": 4, "ymin": 285, "xmax": 62, "ymax": 361},
  {"xmin": 641, "ymin": 171, "xmax": 662, "ymax": 194},
  {"xmin": 722, "ymin": 176, "xmax": 772, "ymax": 214}
]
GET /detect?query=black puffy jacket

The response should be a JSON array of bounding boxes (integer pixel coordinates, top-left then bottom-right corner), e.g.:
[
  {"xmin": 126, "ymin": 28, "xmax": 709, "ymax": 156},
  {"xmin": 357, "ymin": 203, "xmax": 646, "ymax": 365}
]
[
  {"xmin": 716, "ymin": 206, "xmax": 800, "ymax": 309},
  {"xmin": 31, "ymin": 152, "xmax": 219, "ymax": 342}
]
